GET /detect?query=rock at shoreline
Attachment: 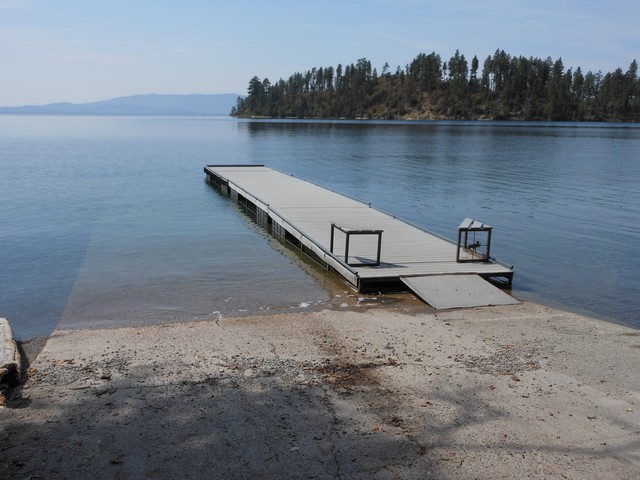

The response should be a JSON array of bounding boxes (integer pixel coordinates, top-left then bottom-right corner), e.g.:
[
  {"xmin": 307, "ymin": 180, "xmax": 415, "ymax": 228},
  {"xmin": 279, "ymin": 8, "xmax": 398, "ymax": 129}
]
[{"xmin": 0, "ymin": 318, "xmax": 21, "ymax": 396}]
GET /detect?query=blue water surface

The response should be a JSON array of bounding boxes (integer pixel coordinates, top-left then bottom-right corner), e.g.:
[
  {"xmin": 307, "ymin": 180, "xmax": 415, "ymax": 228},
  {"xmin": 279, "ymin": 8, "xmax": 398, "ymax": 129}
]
[{"xmin": 1, "ymin": 116, "xmax": 638, "ymax": 339}]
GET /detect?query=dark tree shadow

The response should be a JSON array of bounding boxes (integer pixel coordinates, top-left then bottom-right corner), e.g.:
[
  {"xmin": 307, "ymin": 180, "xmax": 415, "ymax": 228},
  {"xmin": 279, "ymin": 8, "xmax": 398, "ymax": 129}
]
[{"xmin": 2, "ymin": 351, "xmax": 639, "ymax": 479}]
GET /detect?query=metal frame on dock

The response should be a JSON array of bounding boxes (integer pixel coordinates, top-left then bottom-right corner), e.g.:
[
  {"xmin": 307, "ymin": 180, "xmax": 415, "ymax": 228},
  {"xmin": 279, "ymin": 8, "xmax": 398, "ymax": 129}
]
[
  {"xmin": 330, "ymin": 223, "xmax": 383, "ymax": 267},
  {"xmin": 456, "ymin": 217, "xmax": 493, "ymax": 263}
]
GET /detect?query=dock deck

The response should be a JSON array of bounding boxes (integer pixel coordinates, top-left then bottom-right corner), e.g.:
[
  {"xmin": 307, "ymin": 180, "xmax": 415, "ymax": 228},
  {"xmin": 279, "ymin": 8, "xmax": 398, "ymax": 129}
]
[{"xmin": 205, "ymin": 165, "xmax": 516, "ymax": 307}]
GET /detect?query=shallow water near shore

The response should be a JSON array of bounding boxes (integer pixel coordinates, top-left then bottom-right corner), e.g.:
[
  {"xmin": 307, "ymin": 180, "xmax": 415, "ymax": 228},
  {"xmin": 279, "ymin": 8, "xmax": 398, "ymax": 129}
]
[{"xmin": 1, "ymin": 115, "xmax": 639, "ymax": 339}]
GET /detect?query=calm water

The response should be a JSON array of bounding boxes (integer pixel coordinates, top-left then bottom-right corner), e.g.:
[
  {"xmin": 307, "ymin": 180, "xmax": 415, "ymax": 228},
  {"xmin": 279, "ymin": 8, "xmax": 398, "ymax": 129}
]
[{"xmin": 1, "ymin": 116, "xmax": 639, "ymax": 339}]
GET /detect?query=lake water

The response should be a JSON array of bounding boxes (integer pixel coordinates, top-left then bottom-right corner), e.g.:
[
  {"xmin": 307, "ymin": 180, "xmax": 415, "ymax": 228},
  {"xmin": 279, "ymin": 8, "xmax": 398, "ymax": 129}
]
[{"xmin": 1, "ymin": 116, "xmax": 639, "ymax": 340}]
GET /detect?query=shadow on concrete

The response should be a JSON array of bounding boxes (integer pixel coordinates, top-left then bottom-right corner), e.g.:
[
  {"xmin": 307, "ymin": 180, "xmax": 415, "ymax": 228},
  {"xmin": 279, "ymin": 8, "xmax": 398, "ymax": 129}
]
[{"xmin": 2, "ymin": 355, "xmax": 639, "ymax": 479}]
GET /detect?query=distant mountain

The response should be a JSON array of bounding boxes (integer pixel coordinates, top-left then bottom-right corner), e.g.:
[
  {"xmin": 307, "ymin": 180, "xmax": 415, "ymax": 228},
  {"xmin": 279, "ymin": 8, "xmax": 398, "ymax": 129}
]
[{"xmin": 0, "ymin": 93, "xmax": 241, "ymax": 115}]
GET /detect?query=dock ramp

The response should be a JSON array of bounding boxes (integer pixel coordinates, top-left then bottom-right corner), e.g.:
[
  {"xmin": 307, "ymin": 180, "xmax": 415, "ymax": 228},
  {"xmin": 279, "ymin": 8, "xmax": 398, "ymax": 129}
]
[{"xmin": 401, "ymin": 274, "xmax": 519, "ymax": 309}]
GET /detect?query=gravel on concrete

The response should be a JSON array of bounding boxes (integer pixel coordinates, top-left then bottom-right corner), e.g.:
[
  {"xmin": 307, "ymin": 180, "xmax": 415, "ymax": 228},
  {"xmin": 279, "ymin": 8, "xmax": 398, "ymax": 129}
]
[{"xmin": 1, "ymin": 303, "xmax": 639, "ymax": 479}]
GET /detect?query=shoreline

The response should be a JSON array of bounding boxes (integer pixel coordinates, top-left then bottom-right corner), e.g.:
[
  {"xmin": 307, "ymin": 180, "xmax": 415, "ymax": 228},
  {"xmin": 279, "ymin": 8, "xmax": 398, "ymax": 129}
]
[{"xmin": 2, "ymin": 301, "xmax": 639, "ymax": 478}]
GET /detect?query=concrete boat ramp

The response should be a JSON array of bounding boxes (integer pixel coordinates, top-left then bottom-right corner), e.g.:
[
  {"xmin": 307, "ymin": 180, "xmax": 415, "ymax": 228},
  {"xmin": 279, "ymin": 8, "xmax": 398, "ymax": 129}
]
[{"xmin": 204, "ymin": 165, "xmax": 517, "ymax": 309}]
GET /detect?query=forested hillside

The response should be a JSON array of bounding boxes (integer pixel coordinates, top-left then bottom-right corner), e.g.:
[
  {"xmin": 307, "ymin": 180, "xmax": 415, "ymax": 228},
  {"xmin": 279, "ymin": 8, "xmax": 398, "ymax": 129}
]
[{"xmin": 232, "ymin": 50, "xmax": 639, "ymax": 122}]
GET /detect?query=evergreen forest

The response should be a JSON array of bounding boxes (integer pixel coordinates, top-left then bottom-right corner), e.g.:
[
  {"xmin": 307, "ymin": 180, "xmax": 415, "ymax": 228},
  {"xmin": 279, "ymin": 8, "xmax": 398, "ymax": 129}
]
[{"xmin": 231, "ymin": 50, "xmax": 639, "ymax": 122}]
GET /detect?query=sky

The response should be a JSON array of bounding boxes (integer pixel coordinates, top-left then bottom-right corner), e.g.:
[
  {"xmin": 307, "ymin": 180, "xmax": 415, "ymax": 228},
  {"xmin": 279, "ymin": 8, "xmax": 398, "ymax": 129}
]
[{"xmin": 0, "ymin": 0, "xmax": 638, "ymax": 106}]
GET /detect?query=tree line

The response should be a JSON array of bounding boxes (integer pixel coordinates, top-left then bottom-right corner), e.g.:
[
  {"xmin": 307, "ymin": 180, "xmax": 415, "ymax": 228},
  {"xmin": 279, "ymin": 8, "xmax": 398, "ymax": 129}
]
[{"xmin": 231, "ymin": 49, "xmax": 639, "ymax": 122}]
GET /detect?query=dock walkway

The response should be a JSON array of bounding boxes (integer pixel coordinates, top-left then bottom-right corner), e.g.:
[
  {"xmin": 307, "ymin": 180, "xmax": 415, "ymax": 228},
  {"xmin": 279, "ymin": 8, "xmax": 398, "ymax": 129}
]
[{"xmin": 205, "ymin": 165, "xmax": 516, "ymax": 308}]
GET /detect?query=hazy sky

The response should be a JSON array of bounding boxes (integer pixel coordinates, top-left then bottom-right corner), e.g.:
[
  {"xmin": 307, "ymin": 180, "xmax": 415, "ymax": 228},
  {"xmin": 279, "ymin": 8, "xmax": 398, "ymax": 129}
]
[{"xmin": 1, "ymin": 0, "xmax": 638, "ymax": 106}]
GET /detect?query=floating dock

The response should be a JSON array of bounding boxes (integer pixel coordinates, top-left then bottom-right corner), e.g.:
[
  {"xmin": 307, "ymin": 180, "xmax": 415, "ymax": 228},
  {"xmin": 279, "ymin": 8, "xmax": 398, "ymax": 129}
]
[{"xmin": 205, "ymin": 165, "xmax": 517, "ymax": 309}]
